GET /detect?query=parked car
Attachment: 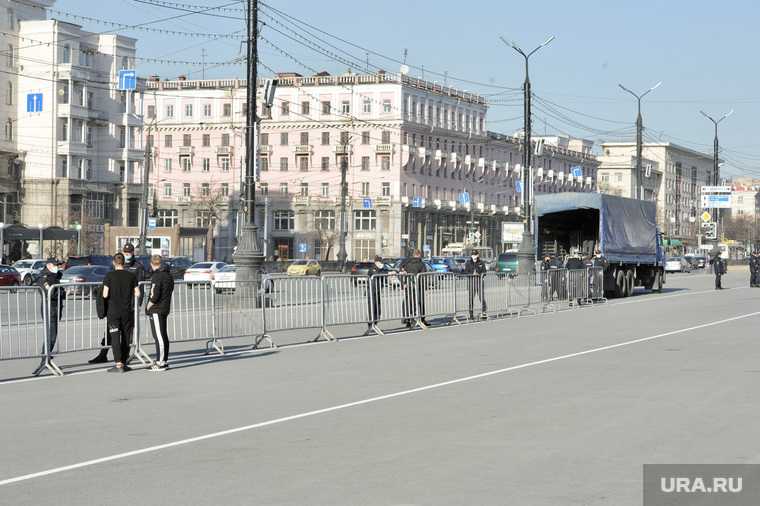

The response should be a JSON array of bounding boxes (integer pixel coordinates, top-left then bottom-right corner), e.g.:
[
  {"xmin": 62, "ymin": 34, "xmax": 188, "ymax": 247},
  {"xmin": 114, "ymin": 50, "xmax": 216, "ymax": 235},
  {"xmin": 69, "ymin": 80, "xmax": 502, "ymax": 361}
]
[
  {"xmin": 64, "ymin": 255, "xmax": 112, "ymax": 270},
  {"xmin": 494, "ymin": 252, "xmax": 519, "ymax": 278},
  {"xmin": 694, "ymin": 256, "xmax": 708, "ymax": 269},
  {"xmin": 212, "ymin": 264, "xmax": 237, "ymax": 293},
  {"xmin": 0, "ymin": 264, "xmax": 21, "ymax": 290},
  {"xmin": 665, "ymin": 257, "xmax": 691, "ymax": 273},
  {"xmin": 165, "ymin": 256, "xmax": 193, "ymax": 279},
  {"xmin": 350, "ymin": 261, "xmax": 375, "ymax": 285},
  {"xmin": 184, "ymin": 262, "xmax": 227, "ymax": 287},
  {"xmin": 12, "ymin": 259, "xmax": 46, "ymax": 285},
  {"xmin": 385, "ymin": 259, "xmax": 438, "ymax": 289},
  {"xmin": 429, "ymin": 257, "xmax": 464, "ymax": 274},
  {"xmin": 286, "ymin": 259, "xmax": 321, "ymax": 276},
  {"xmin": 60, "ymin": 265, "xmax": 109, "ymax": 297}
]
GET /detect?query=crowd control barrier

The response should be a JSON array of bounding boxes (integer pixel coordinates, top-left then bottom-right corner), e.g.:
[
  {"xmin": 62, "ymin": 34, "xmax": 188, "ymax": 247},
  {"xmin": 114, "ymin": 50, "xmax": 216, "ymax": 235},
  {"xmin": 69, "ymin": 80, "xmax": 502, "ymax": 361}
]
[
  {"xmin": 257, "ymin": 275, "xmax": 326, "ymax": 347},
  {"xmin": 0, "ymin": 285, "xmax": 48, "ymax": 368},
  {"xmin": 587, "ymin": 266, "xmax": 608, "ymax": 304},
  {"xmin": 415, "ymin": 271, "xmax": 456, "ymax": 327},
  {"xmin": 212, "ymin": 279, "xmax": 265, "ymax": 350},
  {"xmin": 322, "ymin": 274, "xmax": 373, "ymax": 335},
  {"xmin": 566, "ymin": 269, "xmax": 589, "ymax": 307}
]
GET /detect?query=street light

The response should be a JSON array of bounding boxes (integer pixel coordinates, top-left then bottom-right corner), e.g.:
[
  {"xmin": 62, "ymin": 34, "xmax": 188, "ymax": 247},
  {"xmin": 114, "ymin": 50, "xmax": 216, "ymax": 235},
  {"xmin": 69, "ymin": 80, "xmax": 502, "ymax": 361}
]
[
  {"xmin": 500, "ymin": 35, "xmax": 554, "ymax": 277},
  {"xmin": 76, "ymin": 224, "xmax": 82, "ymax": 255},
  {"xmin": 618, "ymin": 81, "xmax": 660, "ymax": 200},
  {"xmin": 700, "ymin": 109, "xmax": 733, "ymax": 253},
  {"xmin": 0, "ymin": 222, "xmax": 4, "ymax": 262},
  {"xmin": 38, "ymin": 223, "xmax": 44, "ymax": 259}
]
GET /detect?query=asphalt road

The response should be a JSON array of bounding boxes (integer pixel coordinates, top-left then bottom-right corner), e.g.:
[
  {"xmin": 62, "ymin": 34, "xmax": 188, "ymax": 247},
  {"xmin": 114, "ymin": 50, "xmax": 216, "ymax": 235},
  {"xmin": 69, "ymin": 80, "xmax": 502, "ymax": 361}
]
[{"xmin": 1, "ymin": 269, "xmax": 759, "ymax": 505}]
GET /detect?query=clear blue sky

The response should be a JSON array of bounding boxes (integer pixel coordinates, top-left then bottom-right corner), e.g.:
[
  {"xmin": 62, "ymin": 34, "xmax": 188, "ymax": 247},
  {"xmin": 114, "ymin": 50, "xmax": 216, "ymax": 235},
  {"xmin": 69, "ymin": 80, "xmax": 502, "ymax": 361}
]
[{"xmin": 51, "ymin": 0, "xmax": 760, "ymax": 180}]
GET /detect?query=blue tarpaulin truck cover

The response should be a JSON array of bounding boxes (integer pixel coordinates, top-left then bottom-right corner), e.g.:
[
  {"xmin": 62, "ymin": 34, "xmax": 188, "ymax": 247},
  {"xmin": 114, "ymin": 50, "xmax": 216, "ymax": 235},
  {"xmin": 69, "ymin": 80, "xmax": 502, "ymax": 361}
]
[{"xmin": 534, "ymin": 193, "xmax": 657, "ymax": 257}]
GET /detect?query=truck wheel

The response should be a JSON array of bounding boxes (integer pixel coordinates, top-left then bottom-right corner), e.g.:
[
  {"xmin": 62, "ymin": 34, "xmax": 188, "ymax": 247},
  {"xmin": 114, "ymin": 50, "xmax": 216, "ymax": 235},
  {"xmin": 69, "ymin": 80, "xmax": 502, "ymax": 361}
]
[
  {"xmin": 653, "ymin": 271, "xmax": 663, "ymax": 293},
  {"xmin": 625, "ymin": 270, "xmax": 635, "ymax": 297},
  {"xmin": 613, "ymin": 269, "xmax": 625, "ymax": 298}
]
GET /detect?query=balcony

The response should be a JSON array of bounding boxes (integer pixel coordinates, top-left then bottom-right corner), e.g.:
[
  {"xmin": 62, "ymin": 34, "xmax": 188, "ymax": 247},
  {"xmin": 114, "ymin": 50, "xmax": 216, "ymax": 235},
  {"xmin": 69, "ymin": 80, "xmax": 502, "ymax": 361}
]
[
  {"xmin": 374, "ymin": 144, "xmax": 394, "ymax": 153},
  {"xmin": 435, "ymin": 149, "xmax": 448, "ymax": 159},
  {"xmin": 293, "ymin": 145, "xmax": 312, "ymax": 154},
  {"xmin": 333, "ymin": 145, "xmax": 352, "ymax": 154},
  {"xmin": 477, "ymin": 157, "xmax": 486, "ymax": 168},
  {"xmin": 177, "ymin": 146, "xmax": 194, "ymax": 156},
  {"xmin": 376, "ymin": 195, "xmax": 392, "ymax": 206},
  {"xmin": 88, "ymin": 109, "xmax": 108, "ymax": 125},
  {"xmin": 57, "ymin": 141, "xmax": 88, "ymax": 156},
  {"xmin": 175, "ymin": 196, "xmax": 192, "ymax": 204},
  {"xmin": 450, "ymin": 152, "xmax": 459, "ymax": 163},
  {"xmin": 402, "ymin": 145, "xmax": 416, "ymax": 155},
  {"xmin": 216, "ymin": 145, "xmax": 233, "ymax": 155},
  {"xmin": 260, "ymin": 145, "xmax": 270, "ymax": 154},
  {"xmin": 294, "ymin": 196, "xmax": 310, "ymax": 205}
]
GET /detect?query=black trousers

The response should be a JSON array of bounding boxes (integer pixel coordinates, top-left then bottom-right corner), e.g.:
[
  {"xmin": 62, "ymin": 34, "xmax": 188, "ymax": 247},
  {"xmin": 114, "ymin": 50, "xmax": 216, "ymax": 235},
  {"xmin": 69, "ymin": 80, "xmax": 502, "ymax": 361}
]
[
  {"xmin": 149, "ymin": 313, "xmax": 170, "ymax": 363},
  {"xmin": 40, "ymin": 307, "xmax": 60, "ymax": 355},
  {"xmin": 402, "ymin": 282, "xmax": 426, "ymax": 320},
  {"xmin": 107, "ymin": 314, "xmax": 134, "ymax": 364},
  {"xmin": 467, "ymin": 277, "xmax": 487, "ymax": 314},
  {"xmin": 367, "ymin": 284, "xmax": 381, "ymax": 324},
  {"xmin": 715, "ymin": 273, "xmax": 722, "ymax": 289}
]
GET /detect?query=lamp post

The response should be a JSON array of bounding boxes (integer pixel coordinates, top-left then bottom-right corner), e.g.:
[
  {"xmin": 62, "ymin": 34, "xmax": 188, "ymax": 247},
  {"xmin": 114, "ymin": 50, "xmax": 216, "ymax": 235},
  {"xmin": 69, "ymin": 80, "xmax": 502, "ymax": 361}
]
[
  {"xmin": 76, "ymin": 224, "xmax": 82, "ymax": 255},
  {"xmin": 38, "ymin": 223, "xmax": 44, "ymax": 259},
  {"xmin": 618, "ymin": 81, "xmax": 660, "ymax": 200},
  {"xmin": 337, "ymin": 137, "xmax": 349, "ymax": 272},
  {"xmin": 700, "ymin": 109, "xmax": 733, "ymax": 253},
  {"xmin": 500, "ymin": 35, "xmax": 554, "ymax": 277},
  {"xmin": 0, "ymin": 222, "xmax": 4, "ymax": 262}
]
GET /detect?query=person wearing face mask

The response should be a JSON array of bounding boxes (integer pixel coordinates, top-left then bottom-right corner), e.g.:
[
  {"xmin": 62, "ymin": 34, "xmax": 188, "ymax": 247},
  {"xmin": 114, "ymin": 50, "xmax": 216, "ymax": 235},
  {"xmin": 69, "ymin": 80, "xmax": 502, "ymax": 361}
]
[
  {"xmin": 88, "ymin": 243, "xmax": 146, "ymax": 364},
  {"xmin": 462, "ymin": 250, "xmax": 487, "ymax": 320},
  {"xmin": 32, "ymin": 258, "xmax": 68, "ymax": 375}
]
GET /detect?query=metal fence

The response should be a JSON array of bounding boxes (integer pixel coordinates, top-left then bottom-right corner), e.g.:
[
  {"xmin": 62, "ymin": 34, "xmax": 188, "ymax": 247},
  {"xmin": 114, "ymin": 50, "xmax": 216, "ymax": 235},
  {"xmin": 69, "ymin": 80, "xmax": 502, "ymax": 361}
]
[{"xmin": 0, "ymin": 285, "xmax": 47, "ymax": 362}]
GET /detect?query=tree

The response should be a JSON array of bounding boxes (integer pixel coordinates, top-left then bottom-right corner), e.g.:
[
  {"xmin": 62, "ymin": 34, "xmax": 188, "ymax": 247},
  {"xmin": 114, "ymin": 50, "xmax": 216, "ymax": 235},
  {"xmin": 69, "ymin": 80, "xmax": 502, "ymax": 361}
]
[
  {"xmin": 190, "ymin": 177, "xmax": 230, "ymax": 261},
  {"xmin": 306, "ymin": 202, "xmax": 341, "ymax": 261}
]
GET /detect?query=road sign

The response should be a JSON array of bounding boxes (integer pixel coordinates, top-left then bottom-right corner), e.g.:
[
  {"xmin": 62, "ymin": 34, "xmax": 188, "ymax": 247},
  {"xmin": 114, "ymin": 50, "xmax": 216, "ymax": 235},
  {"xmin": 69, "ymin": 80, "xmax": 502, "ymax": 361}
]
[
  {"xmin": 701, "ymin": 186, "xmax": 731, "ymax": 193},
  {"xmin": 26, "ymin": 93, "xmax": 42, "ymax": 112},
  {"xmin": 571, "ymin": 166, "xmax": 582, "ymax": 178},
  {"xmin": 474, "ymin": 231, "xmax": 481, "ymax": 239},
  {"xmin": 701, "ymin": 194, "xmax": 730, "ymax": 209},
  {"xmin": 118, "ymin": 69, "xmax": 136, "ymax": 90},
  {"xmin": 362, "ymin": 198, "xmax": 372, "ymax": 208},
  {"xmin": 423, "ymin": 244, "xmax": 430, "ymax": 251},
  {"xmin": 298, "ymin": 243, "xmax": 306, "ymax": 252},
  {"xmin": 148, "ymin": 217, "xmax": 156, "ymax": 230},
  {"xmin": 700, "ymin": 212, "xmax": 711, "ymax": 222},
  {"xmin": 412, "ymin": 197, "xmax": 423, "ymax": 208},
  {"xmin": 705, "ymin": 224, "xmax": 717, "ymax": 239},
  {"xmin": 701, "ymin": 221, "xmax": 714, "ymax": 229},
  {"xmin": 516, "ymin": 181, "xmax": 523, "ymax": 192},
  {"xmin": 459, "ymin": 193, "xmax": 470, "ymax": 205}
]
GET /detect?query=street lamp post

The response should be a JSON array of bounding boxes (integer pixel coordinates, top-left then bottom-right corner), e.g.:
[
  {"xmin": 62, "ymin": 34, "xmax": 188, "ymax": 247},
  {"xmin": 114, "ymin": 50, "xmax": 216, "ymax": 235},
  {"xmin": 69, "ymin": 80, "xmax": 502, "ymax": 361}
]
[
  {"xmin": 700, "ymin": 109, "xmax": 733, "ymax": 253},
  {"xmin": 0, "ymin": 222, "xmax": 4, "ymax": 261},
  {"xmin": 618, "ymin": 82, "xmax": 660, "ymax": 200},
  {"xmin": 76, "ymin": 224, "xmax": 82, "ymax": 255},
  {"xmin": 500, "ymin": 35, "xmax": 554, "ymax": 277},
  {"xmin": 38, "ymin": 223, "xmax": 44, "ymax": 259}
]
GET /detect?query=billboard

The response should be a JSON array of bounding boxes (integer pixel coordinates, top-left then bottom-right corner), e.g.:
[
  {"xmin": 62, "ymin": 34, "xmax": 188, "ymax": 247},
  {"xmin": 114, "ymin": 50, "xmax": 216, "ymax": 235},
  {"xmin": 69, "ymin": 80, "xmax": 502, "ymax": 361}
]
[{"xmin": 502, "ymin": 222, "xmax": 524, "ymax": 243}]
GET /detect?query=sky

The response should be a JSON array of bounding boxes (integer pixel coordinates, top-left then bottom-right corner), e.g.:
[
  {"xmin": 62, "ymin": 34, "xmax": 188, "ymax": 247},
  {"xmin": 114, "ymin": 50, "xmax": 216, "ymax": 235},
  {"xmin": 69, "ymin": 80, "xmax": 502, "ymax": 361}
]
[{"xmin": 50, "ymin": 0, "xmax": 760, "ymax": 180}]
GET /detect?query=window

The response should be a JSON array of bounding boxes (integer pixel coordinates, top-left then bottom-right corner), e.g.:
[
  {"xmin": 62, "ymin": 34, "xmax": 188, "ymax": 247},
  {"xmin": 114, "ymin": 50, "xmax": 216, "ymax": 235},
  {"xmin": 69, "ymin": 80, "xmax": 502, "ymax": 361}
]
[
  {"xmin": 185, "ymin": 104, "xmax": 193, "ymax": 117},
  {"xmin": 147, "ymin": 105, "xmax": 155, "ymax": 118},
  {"xmin": 315, "ymin": 210, "xmax": 334, "ymax": 229},
  {"xmin": 382, "ymin": 131, "xmax": 391, "ymax": 143},
  {"xmin": 203, "ymin": 104, "xmax": 211, "ymax": 117},
  {"xmin": 361, "ymin": 157, "xmax": 369, "ymax": 171},
  {"xmin": 202, "ymin": 134, "xmax": 210, "ymax": 147},
  {"xmin": 223, "ymin": 103, "xmax": 231, "ymax": 117},
  {"xmin": 61, "ymin": 121, "xmax": 68, "ymax": 141},
  {"xmin": 601, "ymin": 173, "xmax": 610, "ymax": 182},
  {"xmin": 119, "ymin": 127, "xmax": 125, "ymax": 148},
  {"xmin": 260, "ymin": 183, "xmax": 268, "ymax": 195},
  {"xmin": 79, "ymin": 51, "xmax": 90, "ymax": 67},
  {"xmin": 221, "ymin": 157, "xmax": 230, "ymax": 171},
  {"xmin": 6, "ymin": 8, "xmax": 13, "ymax": 29},
  {"xmin": 300, "ymin": 183, "xmax": 308, "ymax": 196},
  {"xmin": 321, "ymin": 157, "xmax": 329, "ymax": 171},
  {"xmin": 221, "ymin": 183, "xmax": 229, "ymax": 196},
  {"xmin": 261, "ymin": 158, "xmax": 269, "ymax": 172},
  {"xmin": 157, "ymin": 209, "xmax": 178, "ymax": 227},
  {"xmin": 341, "ymin": 101, "xmax": 350, "ymax": 114},
  {"xmin": 280, "ymin": 157, "xmax": 288, "ymax": 171},
  {"xmin": 279, "ymin": 183, "xmax": 288, "ymax": 195},
  {"xmin": 148, "ymin": 184, "xmax": 154, "ymax": 198},
  {"xmin": 165, "ymin": 135, "xmax": 173, "ymax": 147},
  {"xmin": 183, "ymin": 134, "xmax": 192, "ymax": 147},
  {"xmin": 164, "ymin": 159, "xmax": 172, "ymax": 172},
  {"xmin": 182, "ymin": 158, "xmax": 191, "ymax": 172},
  {"xmin": 221, "ymin": 133, "xmax": 230, "ymax": 146},
  {"xmin": 340, "ymin": 131, "xmax": 349, "ymax": 144},
  {"xmin": 164, "ymin": 183, "xmax": 172, "ymax": 197},
  {"xmin": 321, "ymin": 132, "xmax": 329, "ymax": 145},
  {"xmin": 166, "ymin": 105, "xmax": 174, "ymax": 118},
  {"xmin": 202, "ymin": 158, "xmax": 210, "ymax": 172},
  {"xmin": 321, "ymin": 183, "xmax": 329, "ymax": 197},
  {"xmin": 6, "ymin": 44, "xmax": 13, "ymax": 67},
  {"xmin": 382, "ymin": 182, "xmax": 390, "ymax": 196},
  {"xmin": 281, "ymin": 101, "xmax": 289, "ymax": 115},
  {"xmin": 361, "ymin": 182, "xmax": 370, "ymax": 196},
  {"xmin": 183, "ymin": 183, "xmax": 190, "ymax": 196},
  {"xmin": 273, "ymin": 211, "xmax": 294, "ymax": 230},
  {"xmin": 381, "ymin": 156, "xmax": 390, "ymax": 171},
  {"xmin": 63, "ymin": 44, "xmax": 70, "ymax": 63},
  {"xmin": 322, "ymin": 101, "xmax": 330, "ymax": 114},
  {"xmin": 261, "ymin": 133, "xmax": 269, "ymax": 145},
  {"xmin": 383, "ymin": 99, "xmax": 391, "ymax": 113},
  {"xmin": 300, "ymin": 158, "xmax": 308, "ymax": 172},
  {"xmin": 86, "ymin": 127, "xmax": 93, "ymax": 146},
  {"xmin": 62, "ymin": 159, "xmax": 67, "ymax": 177},
  {"xmin": 615, "ymin": 172, "xmax": 622, "ymax": 182},
  {"xmin": 363, "ymin": 100, "xmax": 371, "ymax": 113},
  {"xmin": 301, "ymin": 101, "xmax": 309, "ymax": 115},
  {"xmin": 361, "ymin": 131, "xmax": 370, "ymax": 144},
  {"xmin": 354, "ymin": 210, "xmax": 376, "ymax": 230},
  {"xmin": 120, "ymin": 92, "xmax": 127, "ymax": 113},
  {"xmin": 202, "ymin": 183, "xmax": 210, "ymax": 197},
  {"xmin": 121, "ymin": 57, "xmax": 128, "ymax": 70},
  {"xmin": 280, "ymin": 133, "xmax": 288, "ymax": 146},
  {"xmin": 300, "ymin": 132, "xmax": 309, "ymax": 145}
]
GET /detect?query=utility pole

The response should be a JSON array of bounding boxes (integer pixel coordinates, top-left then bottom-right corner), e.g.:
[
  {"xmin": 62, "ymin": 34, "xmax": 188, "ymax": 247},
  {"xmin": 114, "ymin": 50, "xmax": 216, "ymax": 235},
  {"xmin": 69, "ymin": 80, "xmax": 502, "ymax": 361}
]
[
  {"xmin": 619, "ymin": 82, "xmax": 660, "ymax": 200},
  {"xmin": 700, "ymin": 109, "xmax": 733, "ymax": 254},
  {"xmin": 337, "ymin": 141, "xmax": 348, "ymax": 272},
  {"xmin": 233, "ymin": 0, "xmax": 265, "ymax": 282},
  {"xmin": 501, "ymin": 35, "xmax": 554, "ymax": 277},
  {"xmin": 138, "ymin": 137, "xmax": 151, "ymax": 255}
]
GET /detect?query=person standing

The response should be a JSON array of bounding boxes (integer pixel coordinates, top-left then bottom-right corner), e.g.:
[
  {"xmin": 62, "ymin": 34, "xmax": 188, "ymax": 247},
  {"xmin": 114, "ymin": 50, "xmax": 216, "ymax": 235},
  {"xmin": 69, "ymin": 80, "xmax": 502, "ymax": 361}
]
[
  {"xmin": 592, "ymin": 250, "xmax": 609, "ymax": 298},
  {"xmin": 749, "ymin": 253, "xmax": 758, "ymax": 288},
  {"xmin": 711, "ymin": 251, "xmax": 724, "ymax": 290},
  {"xmin": 462, "ymin": 249, "xmax": 487, "ymax": 320},
  {"xmin": 366, "ymin": 255, "xmax": 395, "ymax": 333},
  {"xmin": 146, "ymin": 255, "xmax": 174, "ymax": 371},
  {"xmin": 89, "ymin": 242, "xmax": 145, "ymax": 363},
  {"xmin": 102, "ymin": 253, "xmax": 141, "ymax": 373},
  {"xmin": 400, "ymin": 249, "xmax": 428, "ymax": 328},
  {"xmin": 565, "ymin": 251, "xmax": 586, "ymax": 305},
  {"xmin": 32, "ymin": 258, "xmax": 68, "ymax": 375},
  {"xmin": 539, "ymin": 254, "xmax": 552, "ymax": 301}
]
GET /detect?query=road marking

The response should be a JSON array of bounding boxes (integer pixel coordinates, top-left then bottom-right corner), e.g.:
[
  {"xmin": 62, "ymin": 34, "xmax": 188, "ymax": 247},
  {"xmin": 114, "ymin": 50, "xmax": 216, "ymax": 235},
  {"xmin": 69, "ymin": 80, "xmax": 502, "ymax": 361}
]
[{"xmin": 2, "ymin": 309, "xmax": 759, "ymax": 486}]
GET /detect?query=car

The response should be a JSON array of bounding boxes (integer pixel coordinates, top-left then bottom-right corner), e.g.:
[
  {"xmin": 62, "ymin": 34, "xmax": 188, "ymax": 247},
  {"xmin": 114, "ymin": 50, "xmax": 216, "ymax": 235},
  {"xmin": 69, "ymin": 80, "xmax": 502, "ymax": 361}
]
[
  {"xmin": 164, "ymin": 256, "xmax": 193, "ymax": 280},
  {"xmin": 12, "ymin": 259, "xmax": 46, "ymax": 285},
  {"xmin": 428, "ymin": 257, "xmax": 464, "ymax": 274},
  {"xmin": 665, "ymin": 257, "xmax": 691, "ymax": 273},
  {"xmin": 64, "ymin": 254, "xmax": 112, "ymax": 270},
  {"xmin": 212, "ymin": 264, "xmax": 237, "ymax": 293},
  {"xmin": 694, "ymin": 256, "xmax": 707, "ymax": 269},
  {"xmin": 494, "ymin": 252, "xmax": 519, "ymax": 277},
  {"xmin": 0, "ymin": 264, "xmax": 21, "ymax": 290},
  {"xmin": 184, "ymin": 262, "xmax": 227, "ymax": 287},
  {"xmin": 350, "ymin": 261, "xmax": 375, "ymax": 285},
  {"xmin": 385, "ymin": 259, "xmax": 438, "ymax": 289},
  {"xmin": 60, "ymin": 265, "xmax": 109, "ymax": 297},
  {"xmin": 286, "ymin": 259, "xmax": 321, "ymax": 276}
]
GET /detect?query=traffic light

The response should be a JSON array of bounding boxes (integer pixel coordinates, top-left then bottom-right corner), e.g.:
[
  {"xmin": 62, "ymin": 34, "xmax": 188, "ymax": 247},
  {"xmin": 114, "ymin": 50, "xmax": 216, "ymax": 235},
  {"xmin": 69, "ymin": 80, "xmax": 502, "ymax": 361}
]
[{"xmin": 705, "ymin": 224, "xmax": 717, "ymax": 240}]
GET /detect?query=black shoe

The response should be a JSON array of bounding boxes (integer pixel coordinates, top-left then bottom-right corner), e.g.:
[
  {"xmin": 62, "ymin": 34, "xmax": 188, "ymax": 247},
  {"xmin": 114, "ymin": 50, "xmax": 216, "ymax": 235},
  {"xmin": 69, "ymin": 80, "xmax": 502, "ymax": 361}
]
[
  {"xmin": 421, "ymin": 320, "xmax": 430, "ymax": 326},
  {"xmin": 88, "ymin": 350, "xmax": 108, "ymax": 364},
  {"xmin": 107, "ymin": 365, "xmax": 125, "ymax": 373},
  {"xmin": 405, "ymin": 322, "xmax": 412, "ymax": 328}
]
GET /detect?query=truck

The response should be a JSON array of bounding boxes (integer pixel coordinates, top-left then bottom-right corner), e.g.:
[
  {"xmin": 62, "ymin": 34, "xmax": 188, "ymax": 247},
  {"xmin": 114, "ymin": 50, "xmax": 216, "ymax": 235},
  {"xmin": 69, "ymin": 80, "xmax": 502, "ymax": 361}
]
[{"xmin": 534, "ymin": 193, "xmax": 666, "ymax": 298}]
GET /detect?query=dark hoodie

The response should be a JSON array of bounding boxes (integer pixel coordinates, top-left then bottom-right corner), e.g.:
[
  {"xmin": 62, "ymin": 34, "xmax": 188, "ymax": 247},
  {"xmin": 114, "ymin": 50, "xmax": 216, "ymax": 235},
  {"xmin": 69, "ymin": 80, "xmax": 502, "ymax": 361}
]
[
  {"xmin": 146, "ymin": 265, "xmax": 174, "ymax": 316},
  {"xmin": 402, "ymin": 256, "xmax": 426, "ymax": 275}
]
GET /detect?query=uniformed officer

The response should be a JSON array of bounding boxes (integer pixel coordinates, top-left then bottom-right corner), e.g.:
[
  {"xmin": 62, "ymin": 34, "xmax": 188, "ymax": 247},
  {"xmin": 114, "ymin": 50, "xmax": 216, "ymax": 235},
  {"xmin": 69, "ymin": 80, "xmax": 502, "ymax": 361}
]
[
  {"xmin": 366, "ymin": 255, "xmax": 396, "ymax": 332},
  {"xmin": 462, "ymin": 250, "xmax": 488, "ymax": 320},
  {"xmin": 749, "ymin": 253, "xmax": 758, "ymax": 287}
]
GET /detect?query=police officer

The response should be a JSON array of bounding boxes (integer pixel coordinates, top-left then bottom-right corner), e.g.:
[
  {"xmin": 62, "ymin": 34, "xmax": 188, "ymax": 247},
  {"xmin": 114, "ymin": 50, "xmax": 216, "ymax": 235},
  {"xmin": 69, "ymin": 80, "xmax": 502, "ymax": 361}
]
[
  {"xmin": 89, "ymin": 242, "xmax": 146, "ymax": 363},
  {"xmin": 400, "ymin": 249, "xmax": 428, "ymax": 328},
  {"xmin": 547, "ymin": 254, "xmax": 563, "ymax": 301},
  {"xmin": 711, "ymin": 251, "xmax": 724, "ymax": 290},
  {"xmin": 539, "ymin": 254, "xmax": 552, "ymax": 301},
  {"xmin": 462, "ymin": 249, "xmax": 487, "ymax": 320},
  {"xmin": 591, "ymin": 250, "xmax": 609, "ymax": 298},
  {"xmin": 565, "ymin": 251, "xmax": 585, "ymax": 305},
  {"xmin": 366, "ymin": 255, "xmax": 396, "ymax": 333},
  {"xmin": 749, "ymin": 252, "xmax": 758, "ymax": 288},
  {"xmin": 32, "ymin": 258, "xmax": 69, "ymax": 375}
]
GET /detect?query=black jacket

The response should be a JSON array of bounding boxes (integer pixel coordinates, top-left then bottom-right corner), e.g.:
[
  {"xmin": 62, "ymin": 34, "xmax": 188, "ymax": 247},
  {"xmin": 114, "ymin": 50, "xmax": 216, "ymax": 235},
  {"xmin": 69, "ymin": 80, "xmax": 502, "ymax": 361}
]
[
  {"xmin": 463, "ymin": 258, "xmax": 486, "ymax": 276},
  {"xmin": 712, "ymin": 256, "xmax": 725, "ymax": 275},
  {"xmin": 565, "ymin": 257, "xmax": 585, "ymax": 270},
  {"xmin": 110, "ymin": 256, "xmax": 145, "ymax": 303},
  {"xmin": 146, "ymin": 266, "xmax": 174, "ymax": 316},
  {"xmin": 593, "ymin": 255, "xmax": 609, "ymax": 272},
  {"xmin": 35, "ymin": 268, "xmax": 65, "ymax": 308},
  {"xmin": 401, "ymin": 257, "xmax": 426, "ymax": 276}
]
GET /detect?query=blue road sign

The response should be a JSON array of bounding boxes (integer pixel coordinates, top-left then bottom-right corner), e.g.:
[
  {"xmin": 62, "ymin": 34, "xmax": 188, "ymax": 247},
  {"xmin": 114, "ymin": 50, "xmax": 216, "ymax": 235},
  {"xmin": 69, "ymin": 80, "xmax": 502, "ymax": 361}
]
[
  {"xmin": 148, "ymin": 217, "xmax": 156, "ymax": 230},
  {"xmin": 26, "ymin": 93, "xmax": 42, "ymax": 112},
  {"xmin": 516, "ymin": 181, "xmax": 523, "ymax": 192},
  {"xmin": 362, "ymin": 198, "xmax": 372, "ymax": 208},
  {"xmin": 459, "ymin": 193, "xmax": 470, "ymax": 204},
  {"xmin": 118, "ymin": 69, "xmax": 137, "ymax": 90},
  {"xmin": 412, "ymin": 197, "xmax": 423, "ymax": 208},
  {"xmin": 571, "ymin": 166, "xmax": 582, "ymax": 178},
  {"xmin": 299, "ymin": 243, "xmax": 306, "ymax": 252},
  {"xmin": 423, "ymin": 244, "xmax": 430, "ymax": 251}
]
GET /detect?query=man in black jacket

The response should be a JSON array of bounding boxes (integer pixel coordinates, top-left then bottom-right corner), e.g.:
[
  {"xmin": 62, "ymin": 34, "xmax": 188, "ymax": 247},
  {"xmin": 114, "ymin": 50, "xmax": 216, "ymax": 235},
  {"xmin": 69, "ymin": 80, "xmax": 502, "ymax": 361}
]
[
  {"xmin": 102, "ymin": 253, "xmax": 141, "ymax": 373},
  {"xmin": 146, "ymin": 255, "xmax": 174, "ymax": 371},
  {"xmin": 712, "ymin": 251, "xmax": 724, "ymax": 289},
  {"xmin": 32, "ymin": 257, "xmax": 69, "ymax": 375},
  {"xmin": 89, "ymin": 242, "xmax": 145, "ymax": 363},
  {"xmin": 366, "ymin": 255, "xmax": 396, "ymax": 333},
  {"xmin": 400, "ymin": 249, "xmax": 428, "ymax": 328},
  {"xmin": 749, "ymin": 253, "xmax": 758, "ymax": 287},
  {"xmin": 565, "ymin": 251, "xmax": 586, "ymax": 305},
  {"xmin": 463, "ymin": 250, "xmax": 487, "ymax": 320}
]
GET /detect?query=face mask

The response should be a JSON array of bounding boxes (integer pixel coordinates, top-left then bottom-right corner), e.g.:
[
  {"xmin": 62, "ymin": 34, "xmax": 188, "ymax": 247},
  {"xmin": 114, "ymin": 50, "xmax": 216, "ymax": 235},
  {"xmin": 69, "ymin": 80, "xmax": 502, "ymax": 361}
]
[
  {"xmin": 49, "ymin": 266, "xmax": 59, "ymax": 274},
  {"xmin": 472, "ymin": 256, "xmax": 478, "ymax": 261},
  {"xmin": 124, "ymin": 254, "xmax": 133, "ymax": 260}
]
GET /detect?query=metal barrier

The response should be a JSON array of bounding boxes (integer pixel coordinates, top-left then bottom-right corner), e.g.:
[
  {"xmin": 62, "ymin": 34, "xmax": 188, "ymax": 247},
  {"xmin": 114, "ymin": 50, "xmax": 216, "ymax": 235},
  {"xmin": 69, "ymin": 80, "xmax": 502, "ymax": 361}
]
[
  {"xmin": 258, "ymin": 275, "xmax": 326, "ymax": 346},
  {"xmin": 322, "ymin": 274, "xmax": 370, "ymax": 335},
  {"xmin": 454, "ymin": 273, "xmax": 489, "ymax": 322},
  {"xmin": 416, "ymin": 271, "xmax": 457, "ymax": 327},
  {"xmin": 0, "ymin": 285, "xmax": 48, "ymax": 367},
  {"xmin": 566, "ymin": 269, "xmax": 589, "ymax": 307},
  {"xmin": 212, "ymin": 279, "xmax": 265, "ymax": 351},
  {"xmin": 587, "ymin": 266, "xmax": 608, "ymax": 304},
  {"xmin": 366, "ymin": 273, "xmax": 410, "ymax": 335}
]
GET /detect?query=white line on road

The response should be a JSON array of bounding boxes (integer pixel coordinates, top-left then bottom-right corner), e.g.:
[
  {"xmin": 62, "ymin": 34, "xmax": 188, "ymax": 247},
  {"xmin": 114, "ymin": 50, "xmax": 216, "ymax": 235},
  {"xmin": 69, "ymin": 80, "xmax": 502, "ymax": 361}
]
[{"xmin": 2, "ymin": 309, "xmax": 759, "ymax": 487}]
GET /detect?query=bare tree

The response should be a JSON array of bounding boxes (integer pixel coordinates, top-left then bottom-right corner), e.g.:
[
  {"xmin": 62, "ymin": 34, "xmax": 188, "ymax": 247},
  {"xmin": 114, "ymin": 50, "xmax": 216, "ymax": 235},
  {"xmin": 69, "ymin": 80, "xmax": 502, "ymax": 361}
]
[
  {"xmin": 307, "ymin": 202, "xmax": 340, "ymax": 261},
  {"xmin": 189, "ymin": 177, "xmax": 230, "ymax": 260},
  {"xmin": 39, "ymin": 201, "xmax": 99, "ymax": 259},
  {"xmin": 597, "ymin": 181, "xmax": 623, "ymax": 197}
]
